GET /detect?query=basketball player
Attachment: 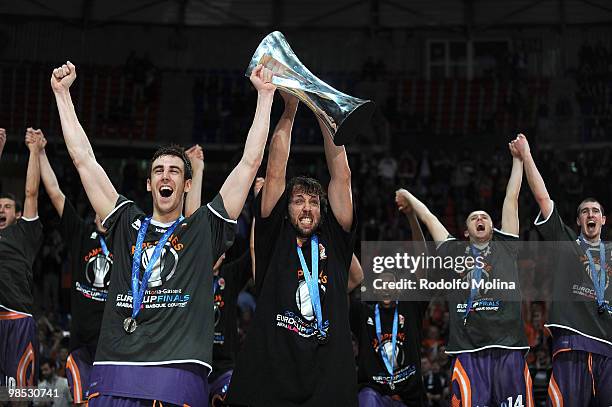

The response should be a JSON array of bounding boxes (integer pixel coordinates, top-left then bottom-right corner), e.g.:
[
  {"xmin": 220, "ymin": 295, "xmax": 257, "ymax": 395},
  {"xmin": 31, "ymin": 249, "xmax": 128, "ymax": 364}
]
[
  {"xmin": 0, "ymin": 129, "xmax": 44, "ymax": 389},
  {"xmin": 396, "ymin": 139, "xmax": 533, "ymax": 407},
  {"xmin": 50, "ymin": 61, "xmax": 276, "ymax": 406},
  {"xmin": 38, "ymin": 131, "xmax": 205, "ymax": 403},
  {"xmin": 227, "ymin": 91, "xmax": 359, "ymax": 406},
  {"xmin": 512, "ymin": 134, "xmax": 611, "ymax": 406},
  {"xmin": 353, "ymin": 193, "xmax": 429, "ymax": 407}
]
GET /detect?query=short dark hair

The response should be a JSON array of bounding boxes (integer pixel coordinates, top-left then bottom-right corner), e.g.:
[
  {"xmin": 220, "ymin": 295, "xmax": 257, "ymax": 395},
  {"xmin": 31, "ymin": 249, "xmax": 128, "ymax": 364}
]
[
  {"xmin": 39, "ymin": 357, "xmax": 55, "ymax": 369},
  {"xmin": 286, "ymin": 176, "xmax": 328, "ymax": 213},
  {"xmin": 148, "ymin": 145, "xmax": 192, "ymax": 181},
  {"xmin": 0, "ymin": 192, "xmax": 22, "ymax": 213},
  {"xmin": 577, "ymin": 198, "xmax": 605, "ymax": 216}
]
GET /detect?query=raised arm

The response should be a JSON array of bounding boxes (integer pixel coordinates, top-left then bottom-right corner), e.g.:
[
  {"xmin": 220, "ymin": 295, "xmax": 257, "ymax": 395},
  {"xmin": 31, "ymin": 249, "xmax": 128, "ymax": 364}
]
[
  {"xmin": 251, "ymin": 177, "xmax": 265, "ymax": 279},
  {"xmin": 219, "ymin": 65, "xmax": 275, "ymax": 219},
  {"xmin": 260, "ymin": 92, "xmax": 298, "ymax": 217},
  {"xmin": 51, "ymin": 62, "xmax": 118, "ymax": 220},
  {"xmin": 23, "ymin": 129, "xmax": 43, "ymax": 219},
  {"xmin": 501, "ymin": 139, "xmax": 524, "ymax": 235},
  {"xmin": 347, "ymin": 253, "xmax": 364, "ymax": 293},
  {"xmin": 395, "ymin": 188, "xmax": 449, "ymax": 243},
  {"xmin": 38, "ymin": 132, "xmax": 66, "ymax": 217},
  {"xmin": 318, "ymin": 118, "xmax": 353, "ymax": 232},
  {"xmin": 184, "ymin": 144, "xmax": 204, "ymax": 217},
  {"xmin": 219, "ymin": 65, "xmax": 276, "ymax": 219},
  {"xmin": 396, "ymin": 189, "xmax": 429, "ymax": 278},
  {"xmin": 0, "ymin": 128, "xmax": 5, "ymax": 162},
  {"xmin": 512, "ymin": 134, "xmax": 553, "ymax": 219}
]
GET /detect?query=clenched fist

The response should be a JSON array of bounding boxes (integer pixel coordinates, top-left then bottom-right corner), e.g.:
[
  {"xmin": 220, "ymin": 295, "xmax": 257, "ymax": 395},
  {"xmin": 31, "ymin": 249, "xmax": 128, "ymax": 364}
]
[
  {"xmin": 185, "ymin": 144, "xmax": 205, "ymax": 172},
  {"xmin": 249, "ymin": 64, "xmax": 276, "ymax": 95},
  {"xmin": 51, "ymin": 61, "xmax": 77, "ymax": 94}
]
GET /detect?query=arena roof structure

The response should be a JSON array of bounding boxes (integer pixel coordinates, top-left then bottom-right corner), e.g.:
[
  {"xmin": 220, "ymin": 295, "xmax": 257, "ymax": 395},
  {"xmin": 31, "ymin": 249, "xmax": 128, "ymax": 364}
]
[{"xmin": 2, "ymin": 0, "xmax": 612, "ymax": 30}]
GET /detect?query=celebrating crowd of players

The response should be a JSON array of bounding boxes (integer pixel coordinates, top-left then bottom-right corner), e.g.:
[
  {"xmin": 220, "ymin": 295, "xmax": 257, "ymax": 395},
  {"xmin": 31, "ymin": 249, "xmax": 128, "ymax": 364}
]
[{"xmin": 0, "ymin": 61, "xmax": 610, "ymax": 407}]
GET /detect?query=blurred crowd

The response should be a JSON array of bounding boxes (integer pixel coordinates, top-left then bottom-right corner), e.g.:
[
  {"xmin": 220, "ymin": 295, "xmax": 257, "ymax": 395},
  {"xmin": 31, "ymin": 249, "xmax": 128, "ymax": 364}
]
[{"xmin": 4, "ymin": 40, "xmax": 611, "ymax": 407}]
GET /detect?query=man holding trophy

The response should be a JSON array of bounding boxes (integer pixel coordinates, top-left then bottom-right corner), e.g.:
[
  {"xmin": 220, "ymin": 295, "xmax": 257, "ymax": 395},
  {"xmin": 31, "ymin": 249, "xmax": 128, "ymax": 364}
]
[{"xmin": 226, "ymin": 32, "xmax": 370, "ymax": 407}]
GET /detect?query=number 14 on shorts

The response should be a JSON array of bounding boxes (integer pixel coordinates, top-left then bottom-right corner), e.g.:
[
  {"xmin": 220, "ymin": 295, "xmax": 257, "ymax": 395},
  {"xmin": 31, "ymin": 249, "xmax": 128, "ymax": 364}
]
[{"xmin": 500, "ymin": 394, "xmax": 524, "ymax": 407}]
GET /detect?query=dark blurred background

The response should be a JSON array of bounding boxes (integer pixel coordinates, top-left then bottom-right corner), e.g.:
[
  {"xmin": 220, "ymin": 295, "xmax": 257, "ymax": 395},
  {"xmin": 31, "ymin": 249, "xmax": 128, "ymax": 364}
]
[{"xmin": 0, "ymin": 1, "xmax": 610, "ymax": 405}]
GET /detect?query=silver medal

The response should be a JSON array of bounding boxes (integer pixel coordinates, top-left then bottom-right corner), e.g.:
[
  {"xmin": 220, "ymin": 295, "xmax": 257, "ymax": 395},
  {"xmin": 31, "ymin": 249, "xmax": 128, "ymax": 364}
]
[{"xmin": 123, "ymin": 317, "xmax": 137, "ymax": 333}]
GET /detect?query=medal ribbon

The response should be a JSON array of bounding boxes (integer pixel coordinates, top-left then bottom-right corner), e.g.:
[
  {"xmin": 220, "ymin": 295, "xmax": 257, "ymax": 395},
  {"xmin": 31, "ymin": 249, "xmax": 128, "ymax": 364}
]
[
  {"xmin": 375, "ymin": 302, "xmax": 398, "ymax": 388},
  {"xmin": 464, "ymin": 245, "xmax": 484, "ymax": 323},
  {"xmin": 297, "ymin": 235, "xmax": 327, "ymax": 339},
  {"xmin": 578, "ymin": 235, "xmax": 607, "ymax": 310},
  {"xmin": 130, "ymin": 216, "xmax": 183, "ymax": 321},
  {"xmin": 99, "ymin": 236, "xmax": 110, "ymax": 258}
]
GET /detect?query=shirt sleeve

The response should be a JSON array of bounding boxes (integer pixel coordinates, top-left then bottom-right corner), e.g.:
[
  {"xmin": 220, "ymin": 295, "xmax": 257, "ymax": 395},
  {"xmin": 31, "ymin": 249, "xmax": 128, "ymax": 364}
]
[
  {"xmin": 533, "ymin": 201, "xmax": 569, "ymax": 241},
  {"xmin": 204, "ymin": 193, "xmax": 237, "ymax": 261},
  {"xmin": 322, "ymin": 203, "xmax": 357, "ymax": 275},
  {"xmin": 492, "ymin": 228, "xmax": 520, "ymax": 256},
  {"xmin": 101, "ymin": 195, "xmax": 138, "ymax": 238},
  {"xmin": 59, "ymin": 199, "xmax": 87, "ymax": 246},
  {"xmin": 16, "ymin": 217, "xmax": 43, "ymax": 264},
  {"xmin": 349, "ymin": 298, "xmax": 364, "ymax": 338},
  {"xmin": 253, "ymin": 191, "xmax": 287, "ymax": 293}
]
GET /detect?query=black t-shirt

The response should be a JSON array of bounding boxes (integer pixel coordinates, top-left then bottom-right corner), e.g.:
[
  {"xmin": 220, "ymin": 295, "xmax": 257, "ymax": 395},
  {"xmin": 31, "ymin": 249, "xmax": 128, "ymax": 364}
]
[
  {"xmin": 436, "ymin": 229, "xmax": 529, "ymax": 353},
  {"xmin": 211, "ymin": 250, "xmax": 251, "ymax": 380},
  {"xmin": 60, "ymin": 200, "xmax": 112, "ymax": 354},
  {"xmin": 0, "ymin": 217, "xmax": 43, "ymax": 314},
  {"xmin": 95, "ymin": 194, "xmax": 235, "ymax": 367},
  {"xmin": 534, "ymin": 202, "xmax": 612, "ymax": 349},
  {"xmin": 227, "ymin": 191, "xmax": 357, "ymax": 407},
  {"xmin": 351, "ymin": 301, "xmax": 428, "ymax": 407}
]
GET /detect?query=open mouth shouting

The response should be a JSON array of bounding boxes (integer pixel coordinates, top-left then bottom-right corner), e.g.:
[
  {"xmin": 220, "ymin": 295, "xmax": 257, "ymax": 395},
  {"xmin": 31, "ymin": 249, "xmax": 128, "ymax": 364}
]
[
  {"xmin": 299, "ymin": 214, "xmax": 314, "ymax": 229},
  {"xmin": 476, "ymin": 223, "xmax": 486, "ymax": 232},
  {"xmin": 159, "ymin": 185, "xmax": 174, "ymax": 199},
  {"xmin": 586, "ymin": 220, "xmax": 597, "ymax": 233},
  {"xmin": 0, "ymin": 214, "xmax": 6, "ymax": 228}
]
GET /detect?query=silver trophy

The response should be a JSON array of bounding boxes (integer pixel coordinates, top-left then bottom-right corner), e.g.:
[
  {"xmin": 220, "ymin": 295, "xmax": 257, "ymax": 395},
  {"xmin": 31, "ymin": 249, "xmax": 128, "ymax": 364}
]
[{"xmin": 246, "ymin": 31, "xmax": 375, "ymax": 145}]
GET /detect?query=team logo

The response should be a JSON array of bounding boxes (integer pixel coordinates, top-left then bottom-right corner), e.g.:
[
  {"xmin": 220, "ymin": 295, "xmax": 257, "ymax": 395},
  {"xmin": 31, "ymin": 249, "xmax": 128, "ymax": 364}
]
[
  {"xmin": 378, "ymin": 339, "xmax": 404, "ymax": 369},
  {"xmin": 131, "ymin": 219, "xmax": 142, "ymax": 230},
  {"xmin": 398, "ymin": 313, "xmax": 405, "ymax": 328},
  {"xmin": 367, "ymin": 317, "xmax": 374, "ymax": 326},
  {"xmin": 462, "ymin": 268, "xmax": 491, "ymax": 296},
  {"xmin": 85, "ymin": 255, "xmax": 112, "ymax": 288},
  {"xmin": 581, "ymin": 255, "xmax": 611, "ymax": 290},
  {"xmin": 295, "ymin": 280, "xmax": 326, "ymax": 321},
  {"xmin": 319, "ymin": 243, "xmax": 327, "ymax": 260},
  {"xmin": 141, "ymin": 243, "xmax": 179, "ymax": 287}
]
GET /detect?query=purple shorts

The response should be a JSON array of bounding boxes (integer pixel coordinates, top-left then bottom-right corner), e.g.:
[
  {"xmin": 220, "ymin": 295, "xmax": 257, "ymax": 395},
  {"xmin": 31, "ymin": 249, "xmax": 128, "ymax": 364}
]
[
  {"xmin": 88, "ymin": 363, "xmax": 209, "ymax": 406},
  {"xmin": 357, "ymin": 387, "xmax": 407, "ymax": 407},
  {"xmin": 88, "ymin": 395, "xmax": 183, "ymax": 406},
  {"xmin": 209, "ymin": 369, "xmax": 232, "ymax": 406},
  {"xmin": 450, "ymin": 348, "xmax": 534, "ymax": 407},
  {"xmin": 66, "ymin": 347, "xmax": 94, "ymax": 404},
  {"xmin": 0, "ymin": 312, "xmax": 37, "ymax": 387},
  {"xmin": 548, "ymin": 350, "xmax": 612, "ymax": 407}
]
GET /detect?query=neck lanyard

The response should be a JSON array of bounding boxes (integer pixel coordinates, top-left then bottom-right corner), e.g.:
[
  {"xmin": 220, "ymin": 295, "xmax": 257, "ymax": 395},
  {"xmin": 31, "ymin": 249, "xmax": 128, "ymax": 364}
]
[
  {"xmin": 124, "ymin": 216, "xmax": 183, "ymax": 333},
  {"xmin": 375, "ymin": 302, "xmax": 399, "ymax": 390},
  {"xmin": 297, "ymin": 235, "xmax": 328, "ymax": 343},
  {"xmin": 464, "ymin": 244, "xmax": 484, "ymax": 324},
  {"xmin": 99, "ymin": 236, "xmax": 110, "ymax": 258},
  {"xmin": 578, "ymin": 235, "xmax": 607, "ymax": 313}
]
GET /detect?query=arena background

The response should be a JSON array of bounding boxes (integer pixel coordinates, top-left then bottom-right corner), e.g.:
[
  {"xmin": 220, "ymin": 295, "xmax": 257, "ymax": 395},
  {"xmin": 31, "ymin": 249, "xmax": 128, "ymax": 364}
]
[{"xmin": 0, "ymin": 1, "xmax": 611, "ymax": 405}]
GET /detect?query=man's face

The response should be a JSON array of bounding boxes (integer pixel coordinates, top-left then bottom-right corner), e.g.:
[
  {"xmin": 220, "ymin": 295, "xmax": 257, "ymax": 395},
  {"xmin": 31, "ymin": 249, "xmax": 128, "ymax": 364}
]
[
  {"xmin": 0, "ymin": 198, "xmax": 19, "ymax": 230},
  {"xmin": 576, "ymin": 201, "xmax": 606, "ymax": 241},
  {"xmin": 147, "ymin": 155, "xmax": 191, "ymax": 216},
  {"xmin": 40, "ymin": 363, "xmax": 53, "ymax": 381},
  {"xmin": 464, "ymin": 211, "xmax": 493, "ymax": 243},
  {"xmin": 288, "ymin": 187, "xmax": 321, "ymax": 238}
]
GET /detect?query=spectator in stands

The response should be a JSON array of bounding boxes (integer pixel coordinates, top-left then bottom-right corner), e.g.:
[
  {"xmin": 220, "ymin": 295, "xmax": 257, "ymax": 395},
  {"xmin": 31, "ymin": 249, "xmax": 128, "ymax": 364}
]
[{"xmin": 36, "ymin": 358, "xmax": 72, "ymax": 406}]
